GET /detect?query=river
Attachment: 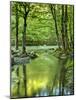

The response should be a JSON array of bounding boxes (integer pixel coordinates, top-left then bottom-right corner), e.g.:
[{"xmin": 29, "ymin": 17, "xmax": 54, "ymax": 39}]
[{"xmin": 11, "ymin": 46, "xmax": 74, "ymax": 98}]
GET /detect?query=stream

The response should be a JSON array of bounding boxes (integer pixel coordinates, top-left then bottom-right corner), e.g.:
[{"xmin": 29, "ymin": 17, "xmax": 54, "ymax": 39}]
[{"xmin": 11, "ymin": 46, "xmax": 74, "ymax": 98}]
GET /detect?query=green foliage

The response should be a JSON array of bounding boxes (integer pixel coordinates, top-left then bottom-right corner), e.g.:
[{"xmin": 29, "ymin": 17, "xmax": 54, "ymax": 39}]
[
  {"xmin": 11, "ymin": 2, "xmax": 74, "ymax": 47},
  {"xmin": 10, "ymin": 2, "xmax": 74, "ymax": 97}
]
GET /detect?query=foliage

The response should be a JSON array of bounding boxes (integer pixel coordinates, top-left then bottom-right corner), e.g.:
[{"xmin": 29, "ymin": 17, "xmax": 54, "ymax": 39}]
[
  {"xmin": 11, "ymin": 2, "xmax": 74, "ymax": 48},
  {"xmin": 10, "ymin": 2, "xmax": 74, "ymax": 97}
]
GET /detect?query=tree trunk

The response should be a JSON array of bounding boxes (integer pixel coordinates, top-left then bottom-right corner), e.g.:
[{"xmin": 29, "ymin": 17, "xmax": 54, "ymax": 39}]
[
  {"xmin": 54, "ymin": 8, "xmax": 60, "ymax": 48},
  {"xmin": 22, "ymin": 6, "xmax": 26, "ymax": 54},
  {"xmin": 16, "ymin": 4, "xmax": 19, "ymax": 50},
  {"xmin": 22, "ymin": 5, "xmax": 29, "ymax": 54},
  {"xmin": 64, "ymin": 5, "xmax": 69, "ymax": 51},
  {"xmin": 61, "ymin": 5, "xmax": 65, "ymax": 50},
  {"xmin": 50, "ymin": 5, "xmax": 60, "ymax": 48},
  {"xmin": 72, "ymin": 6, "xmax": 74, "ymax": 48},
  {"xmin": 69, "ymin": 6, "xmax": 72, "ymax": 48}
]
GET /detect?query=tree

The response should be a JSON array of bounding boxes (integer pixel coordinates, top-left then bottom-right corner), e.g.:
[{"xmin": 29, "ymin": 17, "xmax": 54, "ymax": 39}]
[
  {"xmin": 61, "ymin": 5, "xmax": 66, "ymax": 50},
  {"xmin": 22, "ymin": 3, "xmax": 30, "ymax": 54},
  {"xmin": 65, "ymin": 5, "xmax": 69, "ymax": 51},
  {"xmin": 15, "ymin": 3, "xmax": 19, "ymax": 50},
  {"xmin": 50, "ymin": 4, "xmax": 61, "ymax": 48}
]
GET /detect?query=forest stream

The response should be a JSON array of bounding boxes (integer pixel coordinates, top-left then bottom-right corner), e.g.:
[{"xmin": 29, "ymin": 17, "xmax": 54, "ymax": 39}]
[
  {"xmin": 10, "ymin": 2, "xmax": 74, "ymax": 98},
  {"xmin": 11, "ymin": 46, "xmax": 73, "ymax": 98}
]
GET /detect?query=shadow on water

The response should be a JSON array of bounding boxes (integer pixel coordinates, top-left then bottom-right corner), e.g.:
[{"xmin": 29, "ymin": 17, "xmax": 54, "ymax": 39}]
[
  {"xmin": 58, "ymin": 56, "xmax": 74, "ymax": 96},
  {"xmin": 11, "ymin": 51, "xmax": 74, "ymax": 98},
  {"xmin": 59, "ymin": 58, "xmax": 67, "ymax": 96},
  {"xmin": 51, "ymin": 55, "xmax": 74, "ymax": 96},
  {"xmin": 11, "ymin": 64, "xmax": 27, "ymax": 98}
]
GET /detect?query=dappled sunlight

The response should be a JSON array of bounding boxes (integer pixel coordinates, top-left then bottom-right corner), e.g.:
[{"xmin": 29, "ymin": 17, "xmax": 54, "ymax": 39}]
[
  {"xmin": 11, "ymin": 49, "xmax": 74, "ymax": 97},
  {"xmin": 27, "ymin": 78, "xmax": 49, "ymax": 96},
  {"xmin": 10, "ymin": 2, "xmax": 74, "ymax": 98}
]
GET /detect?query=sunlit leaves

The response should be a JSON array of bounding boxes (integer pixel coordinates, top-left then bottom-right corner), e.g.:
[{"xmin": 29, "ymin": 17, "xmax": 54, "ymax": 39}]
[{"xmin": 11, "ymin": 2, "xmax": 74, "ymax": 46}]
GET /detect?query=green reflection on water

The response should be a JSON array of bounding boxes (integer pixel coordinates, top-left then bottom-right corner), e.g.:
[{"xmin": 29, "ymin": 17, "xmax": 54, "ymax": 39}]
[
  {"xmin": 11, "ymin": 51, "xmax": 74, "ymax": 97},
  {"xmin": 26, "ymin": 53, "xmax": 59, "ymax": 96}
]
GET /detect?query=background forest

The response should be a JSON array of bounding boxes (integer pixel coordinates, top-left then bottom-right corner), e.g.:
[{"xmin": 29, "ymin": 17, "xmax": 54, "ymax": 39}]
[{"xmin": 10, "ymin": 2, "xmax": 74, "ymax": 98}]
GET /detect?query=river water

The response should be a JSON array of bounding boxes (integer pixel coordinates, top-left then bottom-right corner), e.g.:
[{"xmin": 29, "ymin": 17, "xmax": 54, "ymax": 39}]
[{"xmin": 11, "ymin": 47, "xmax": 74, "ymax": 98}]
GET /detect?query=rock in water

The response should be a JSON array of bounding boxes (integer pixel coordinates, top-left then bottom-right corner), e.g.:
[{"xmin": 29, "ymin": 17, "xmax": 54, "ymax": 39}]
[
  {"xmin": 60, "ymin": 53, "xmax": 67, "ymax": 59},
  {"xmin": 14, "ymin": 56, "xmax": 30, "ymax": 64}
]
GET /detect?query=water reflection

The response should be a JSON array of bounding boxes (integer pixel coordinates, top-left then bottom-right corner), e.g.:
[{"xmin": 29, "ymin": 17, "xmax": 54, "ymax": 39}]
[{"xmin": 11, "ymin": 53, "xmax": 74, "ymax": 97}]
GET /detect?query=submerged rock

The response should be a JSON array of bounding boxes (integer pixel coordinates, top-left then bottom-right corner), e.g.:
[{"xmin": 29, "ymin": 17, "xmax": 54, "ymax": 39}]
[
  {"xmin": 26, "ymin": 51, "xmax": 38, "ymax": 59},
  {"xmin": 14, "ymin": 56, "xmax": 30, "ymax": 65},
  {"xmin": 29, "ymin": 53, "xmax": 38, "ymax": 59},
  {"xmin": 59, "ymin": 53, "xmax": 67, "ymax": 59},
  {"xmin": 20, "ymin": 53, "xmax": 28, "ymax": 58}
]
